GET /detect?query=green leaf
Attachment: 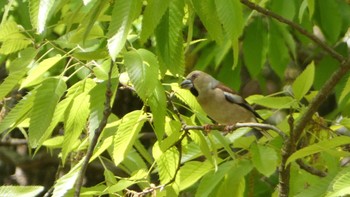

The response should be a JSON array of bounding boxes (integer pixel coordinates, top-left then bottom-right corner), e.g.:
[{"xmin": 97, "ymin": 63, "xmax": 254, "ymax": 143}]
[
  {"xmin": 156, "ymin": 146, "xmax": 179, "ymax": 184},
  {"xmin": 52, "ymin": 160, "xmax": 82, "ymax": 197},
  {"xmin": 339, "ymin": 76, "xmax": 350, "ymax": 106},
  {"xmin": 286, "ymin": 136, "xmax": 350, "ymax": 166},
  {"xmin": 307, "ymin": 0, "xmax": 315, "ymax": 19},
  {"xmin": 214, "ymin": 0, "xmax": 243, "ymax": 67},
  {"xmin": 292, "ymin": 61, "xmax": 315, "ymax": 101},
  {"xmin": 195, "ymin": 161, "xmax": 234, "ymax": 197},
  {"xmin": 107, "ymin": 0, "xmax": 142, "ymax": 60},
  {"xmin": 62, "ymin": 80, "xmax": 95, "ymax": 163},
  {"xmin": 0, "ymin": 185, "xmax": 44, "ymax": 197},
  {"xmin": 80, "ymin": 0, "xmax": 109, "ymax": 42},
  {"xmin": 327, "ymin": 167, "xmax": 350, "ymax": 197},
  {"xmin": 191, "ymin": 0, "xmax": 224, "ymax": 44},
  {"xmin": 268, "ymin": 20, "xmax": 290, "ymax": 78},
  {"xmin": 108, "ymin": 180, "xmax": 136, "ymax": 193},
  {"xmin": 122, "ymin": 149, "xmax": 148, "ymax": 174},
  {"xmin": 189, "ymin": 130, "xmax": 214, "ymax": 164},
  {"xmin": 42, "ymin": 136, "xmax": 64, "ymax": 148},
  {"xmin": 28, "ymin": 78, "xmax": 66, "ymax": 147},
  {"xmin": 90, "ymin": 136, "xmax": 113, "ymax": 162},
  {"xmin": 155, "ymin": 0, "xmax": 185, "ymax": 75},
  {"xmin": 124, "ymin": 49, "xmax": 159, "ymax": 101},
  {"xmin": 0, "ymin": 21, "xmax": 32, "ymax": 54},
  {"xmin": 176, "ymin": 160, "xmax": 213, "ymax": 191},
  {"xmin": 149, "ymin": 82, "xmax": 166, "ymax": 139},
  {"xmin": 216, "ymin": 159, "xmax": 253, "ymax": 197},
  {"xmin": 0, "ymin": 48, "xmax": 37, "ymax": 99},
  {"xmin": 248, "ymin": 95, "xmax": 296, "ymax": 109},
  {"xmin": 243, "ymin": 17, "xmax": 268, "ymax": 77},
  {"xmin": 112, "ymin": 110, "xmax": 147, "ymax": 166},
  {"xmin": 92, "ymin": 60, "xmax": 119, "ymax": 80},
  {"xmin": 211, "ymin": 131, "xmax": 236, "ymax": 159},
  {"xmin": 251, "ymin": 143, "xmax": 278, "ymax": 177},
  {"xmin": 314, "ymin": 0, "xmax": 342, "ymax": 43},
  {"xmin": 140, "ymin": 0, "xmax": 169, "ymax": 43},
  {"xmin": 269, "ymin": 0, "xmax": 295, "ymax": 21},
  {"xmin": 21, "ymin": 54, "xmax": 63, "ymax": 88},
  {"xmin": 294, "ymin": 174, "xmax": 333, "ymax": 197},
  {"xmin": 0, "ymin": 92, "xmax": 35, "ymax": 134},
  {"xmin": 171, "ymin": 83, "xmax": 210, "ymax": 123},
  {"xmin": 29, "ymin": 0, "xmax": 55, "ymax": 33}
]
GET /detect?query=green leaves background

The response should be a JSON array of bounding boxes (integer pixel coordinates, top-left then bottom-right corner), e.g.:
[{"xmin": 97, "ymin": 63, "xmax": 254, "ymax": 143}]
[{"xmin": 0, "ymin": 0, "xmax": 350, "ymax": 196}]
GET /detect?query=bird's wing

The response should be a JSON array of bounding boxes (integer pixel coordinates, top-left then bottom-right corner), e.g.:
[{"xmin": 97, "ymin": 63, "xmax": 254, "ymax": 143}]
[{"xmin": 222, "ymin": 90, "xmax": 264, "ymax": 121}]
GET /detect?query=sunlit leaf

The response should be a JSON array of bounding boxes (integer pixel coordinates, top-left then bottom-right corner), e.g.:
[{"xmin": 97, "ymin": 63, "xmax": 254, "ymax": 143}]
[
  {"xmin": 107, "ymin": 0, "xmax": 142, "ymax": 60},
  {"xmin": 149, "ymin": 82, "xmax": 166, "ymax": 139},
  {"xmin": 0, "ymin": 92, "xmax": 35, "ymax": 134},
  {"xmin": 0, "ymin": 186, "xmax": 44, "ymax": 197},
  {"xmin": 248, "ymin": 95, "xmax": 297, "ymax": 109},
  {"xmin": 292, "ymin": 61, "xmax": 315, "ymax": 101},
  {"xmin": 21, "ymin": 55, "xmax": 63, "ymax": 88},
  {"xmin": 29, "ymin": 0, "xmax": 55, "ymax": 33},
  {"xmin": 0, "ymin": 21, "xmax": 32, "ymax": 54},
  {"xmin": 62, "ymin": 80, "xmax": 95, "ymax": 163},
  {"xmin": 52, "ymin": 160, "xmax": 82, "ymax": 197},
  {"xmin": 156, "ymin": 146, "xmax": 179, "ymax": 184},
  {"xmin": 112, "ymin": 110, "xmax": 147, "ymax": 166},
  {"xmin": 286, "ymin": 136, "xmax": 350, "ymax": 165},
  {"xmin": 124, "ymin": 49, "xmax": 159, "ymax": 101},
  {"xmin": 28, "ymin": 78, "xmax": 66, "ymax": 147},
  {"xmin": 327, "ymin": 167, "xmax": 350, "ymax": 197},
  {"xmin": 176, "ymin": 160, "xmax": 213, "ymax": 191}
]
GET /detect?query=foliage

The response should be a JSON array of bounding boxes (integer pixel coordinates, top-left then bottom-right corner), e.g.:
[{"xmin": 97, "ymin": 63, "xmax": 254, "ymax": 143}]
[{"xmin": 0, "ymin": 0, "xmax": 350, "ymax": 196}]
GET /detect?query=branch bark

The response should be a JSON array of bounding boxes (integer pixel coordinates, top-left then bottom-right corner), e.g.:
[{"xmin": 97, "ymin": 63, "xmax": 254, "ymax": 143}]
[
  {"xmin": 239, "ymin": 0, "xmax": 344, "ymax": 63},
  {"xmin": 239, "ymin": 1, "xmax": 350, "ymax": 197},
  {"xmin": 74, "ymin": 62, "xmax": 114, "ymax": 197}
]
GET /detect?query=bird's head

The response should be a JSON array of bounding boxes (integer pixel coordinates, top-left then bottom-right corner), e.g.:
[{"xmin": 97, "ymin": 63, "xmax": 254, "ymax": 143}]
[{"xmin": 180, "ymin": 70, "xmax": 218, "ymax": 96}]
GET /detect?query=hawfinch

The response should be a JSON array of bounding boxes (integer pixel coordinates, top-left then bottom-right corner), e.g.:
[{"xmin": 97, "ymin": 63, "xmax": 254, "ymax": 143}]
[{"xmin": 180, "ymin": 70, "xmax": 263, "ymax": 125}]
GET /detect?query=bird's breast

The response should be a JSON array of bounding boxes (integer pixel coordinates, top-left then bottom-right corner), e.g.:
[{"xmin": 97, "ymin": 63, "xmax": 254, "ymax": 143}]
[{"xmin": 196, "ymin": 90, "xmax": 256, "ymax": 124}]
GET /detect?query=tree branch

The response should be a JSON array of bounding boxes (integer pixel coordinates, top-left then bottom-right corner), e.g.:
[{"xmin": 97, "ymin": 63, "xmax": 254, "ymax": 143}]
[
  {"xmin": 239, "ymin": 1, "xmax": 350, "ymax": 196},
  {"xmin": 74, "ymin": 62, "xmax": 114, "ymax": 197},
  {"xmin": 296, "ymin": 159, "xmax": 327, "ymax": 177},
  {"xmin": 239, "ymin": 0, "xmax": 345, "ymax": 63},
  {"xmin": 183, "ymin": 122, "xmax": 287, "ymax": 140}
]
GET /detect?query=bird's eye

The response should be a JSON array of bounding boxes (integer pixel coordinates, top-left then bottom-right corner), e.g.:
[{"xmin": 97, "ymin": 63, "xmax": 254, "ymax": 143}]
[{"xmin": 191, "ymin": 73, "xmax": 199, "ymax": 80}]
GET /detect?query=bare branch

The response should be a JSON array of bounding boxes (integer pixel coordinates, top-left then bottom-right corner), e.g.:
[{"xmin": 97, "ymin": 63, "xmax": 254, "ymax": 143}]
[
  {"xmin": 74, "ymin": 62, "xmax": 114, "ymax": 197},
  {"xmin": 183, "ymin": 122, "xmax": 287, "ymax": 140},
  {"xmin": 240, "ymin": 0, "xmax": 345, "ymax": 63}
]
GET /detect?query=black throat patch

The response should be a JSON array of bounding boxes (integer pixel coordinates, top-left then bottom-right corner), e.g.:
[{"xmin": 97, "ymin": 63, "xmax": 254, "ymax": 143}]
[{"xmin": 190, "ymin": 87, "xmax": 199, "ymax": 97}]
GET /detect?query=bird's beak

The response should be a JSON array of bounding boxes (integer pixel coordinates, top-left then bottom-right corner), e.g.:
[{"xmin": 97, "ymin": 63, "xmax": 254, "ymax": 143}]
[{"xmin": 180, "ymin": 79, "xmax": 193, "ymax": 89}]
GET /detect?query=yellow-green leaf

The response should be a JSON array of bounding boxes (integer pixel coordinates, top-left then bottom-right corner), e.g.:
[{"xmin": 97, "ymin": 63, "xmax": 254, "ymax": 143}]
[{"xmin": 292, "ymin": 61, "xmax": 315, "ymax": 101}]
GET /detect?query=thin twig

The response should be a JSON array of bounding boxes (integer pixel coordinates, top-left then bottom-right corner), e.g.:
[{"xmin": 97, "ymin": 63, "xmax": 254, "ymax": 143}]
[
  {"xmin": 183, "ymin": 122, "xmax": 287, "ymax": 140},
  {"xmin": 74, "ymin": 62, "xmax": 114, "ymax": 197},
  {"xmin": 239, "ymin": 0, "xmax": 344, "ymax": 63},
  {"xmin": 296, "ymin": 159, "xmax": 327, "ymax": 177}
]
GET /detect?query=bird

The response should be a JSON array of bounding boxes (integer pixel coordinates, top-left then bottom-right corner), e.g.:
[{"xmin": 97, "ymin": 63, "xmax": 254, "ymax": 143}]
[{"xmin": 180, "ymin": 70, "xmax": 263, "ymax": 125}]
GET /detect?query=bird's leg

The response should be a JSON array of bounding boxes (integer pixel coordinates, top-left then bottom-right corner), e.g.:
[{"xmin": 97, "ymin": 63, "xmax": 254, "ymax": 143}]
[
  {"xmin": 224, "ymin": 124, "xmax": 236, "ymax": 132},
  {"xmin": 203, "ymin": 124, "xmax": 213, "ymax": 132}
]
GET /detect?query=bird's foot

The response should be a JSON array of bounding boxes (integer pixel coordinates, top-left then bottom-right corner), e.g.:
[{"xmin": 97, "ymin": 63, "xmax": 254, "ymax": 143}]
[
  {"xmin": 203, "ymin": 124, "xmax": 213, "ymax": 132},
  {"xmin": 224, "ymin": 124, "xmax": 236, "ymax": 132}
]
